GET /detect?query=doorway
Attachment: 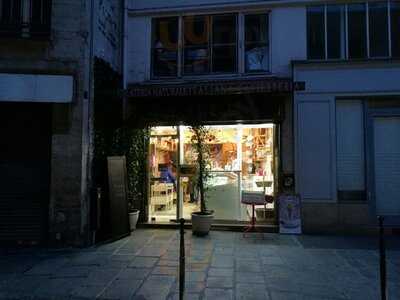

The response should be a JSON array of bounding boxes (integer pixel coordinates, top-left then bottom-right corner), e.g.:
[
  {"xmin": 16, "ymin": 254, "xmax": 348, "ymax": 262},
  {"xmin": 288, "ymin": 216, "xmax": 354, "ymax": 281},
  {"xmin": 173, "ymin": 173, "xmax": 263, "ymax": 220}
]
[{"xmin": 148, "ymin": 123, "xmax": 277, "ymax": 224}]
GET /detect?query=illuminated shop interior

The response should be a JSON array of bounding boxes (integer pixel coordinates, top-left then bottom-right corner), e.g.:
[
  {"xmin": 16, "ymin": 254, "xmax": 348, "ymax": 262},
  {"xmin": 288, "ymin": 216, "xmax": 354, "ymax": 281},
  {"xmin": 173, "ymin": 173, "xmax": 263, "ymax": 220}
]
[{"xmin": 148, "ymin": 124, "xmax": 276, "ymax": 223}]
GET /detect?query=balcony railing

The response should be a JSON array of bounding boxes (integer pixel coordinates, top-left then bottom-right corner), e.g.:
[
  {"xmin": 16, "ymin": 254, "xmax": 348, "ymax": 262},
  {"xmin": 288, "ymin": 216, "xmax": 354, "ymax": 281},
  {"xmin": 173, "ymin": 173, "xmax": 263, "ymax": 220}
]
[{"xmin": 0, "ymin": 0, "xmax": 51, "ymax": 39}]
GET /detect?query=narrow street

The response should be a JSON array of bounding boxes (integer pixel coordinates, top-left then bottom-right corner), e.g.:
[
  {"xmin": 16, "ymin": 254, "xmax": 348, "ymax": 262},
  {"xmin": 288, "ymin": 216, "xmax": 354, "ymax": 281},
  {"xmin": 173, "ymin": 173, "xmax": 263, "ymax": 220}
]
[{"xmin": 0, "ymin": 229, "xmax": 399, "ymax": 299}]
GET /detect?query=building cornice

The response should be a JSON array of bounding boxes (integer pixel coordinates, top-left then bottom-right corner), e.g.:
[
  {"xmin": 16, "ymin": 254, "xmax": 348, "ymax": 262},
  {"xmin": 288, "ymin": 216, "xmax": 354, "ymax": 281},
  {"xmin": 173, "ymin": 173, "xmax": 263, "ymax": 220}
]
[{"xmin": 127, "ymin": 0, "xmax": 382, "ymax": 16}]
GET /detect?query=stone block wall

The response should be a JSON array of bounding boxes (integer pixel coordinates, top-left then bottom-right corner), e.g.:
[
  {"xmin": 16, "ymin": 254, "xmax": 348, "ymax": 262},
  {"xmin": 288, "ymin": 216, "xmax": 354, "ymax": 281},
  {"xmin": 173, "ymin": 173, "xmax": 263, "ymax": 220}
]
[{"xmin": 0, "ymin": 0, "xmax": 92, "ymax": 246}]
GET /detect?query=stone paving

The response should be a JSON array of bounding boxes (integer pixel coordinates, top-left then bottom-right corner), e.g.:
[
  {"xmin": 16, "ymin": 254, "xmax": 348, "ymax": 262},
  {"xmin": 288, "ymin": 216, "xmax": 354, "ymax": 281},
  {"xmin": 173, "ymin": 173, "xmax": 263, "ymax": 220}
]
[{"xmin": 0, "ymin": 229, "xmax": 400, "ymax": 299}]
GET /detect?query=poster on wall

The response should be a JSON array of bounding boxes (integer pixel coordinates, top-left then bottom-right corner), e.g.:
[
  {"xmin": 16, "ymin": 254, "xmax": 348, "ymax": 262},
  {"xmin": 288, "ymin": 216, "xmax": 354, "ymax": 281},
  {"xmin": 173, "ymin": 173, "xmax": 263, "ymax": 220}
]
[{"xmin": 278, "ymin": 194, "xmax": 302, "ymax": 234}]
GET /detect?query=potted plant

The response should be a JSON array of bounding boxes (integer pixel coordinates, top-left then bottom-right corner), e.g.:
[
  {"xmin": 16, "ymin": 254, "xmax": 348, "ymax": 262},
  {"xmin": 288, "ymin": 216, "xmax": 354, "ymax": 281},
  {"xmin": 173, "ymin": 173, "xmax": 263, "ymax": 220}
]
[
  {"xmin": 128, "ymin": 202, "xmax": 140, "ymax": 231},
  {"xmin": 189, "ymin": 125, "xmax": 214, "ymax": 236}
]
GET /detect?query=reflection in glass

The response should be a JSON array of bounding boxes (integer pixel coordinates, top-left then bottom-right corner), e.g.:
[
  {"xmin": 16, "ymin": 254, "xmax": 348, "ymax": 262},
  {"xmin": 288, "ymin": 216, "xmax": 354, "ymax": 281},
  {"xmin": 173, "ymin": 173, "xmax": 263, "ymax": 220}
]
[
  {"xmin": 348, "ymin": 3, "xmax": 367, "ymax": 59},
  {"xmin": 206, "ymin": 172, "xmax": 240, "ymax": 220},
  {"xmin": 152, "ymin": 17, "xmax": 179, "ymax": 77},
  {"xmin": 245, "ymin": 14, "xmax": 269, "ymax": 72},
  {"xmin": 369, "ymin": 2, "xmax": 389, "ymax": 57},
  {"xmin": 184, "ymin": 16, "xmax": 210, "ymax": 74}
]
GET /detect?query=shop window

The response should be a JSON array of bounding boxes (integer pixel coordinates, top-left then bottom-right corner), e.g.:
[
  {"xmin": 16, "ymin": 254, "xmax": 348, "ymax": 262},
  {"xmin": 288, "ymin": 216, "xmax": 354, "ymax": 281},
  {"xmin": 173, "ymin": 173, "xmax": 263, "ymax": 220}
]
[
  {"xmin": 327, "ymin": 5, "xmax": 345, "ymax": 59},
  {"xmin": 348, "ymin": 3, "xmax": 367, "ymax": 59},
  {"xmin": 212, "ymin": 15, "xmax": 237, "ymax": 73},
  {"xmin": 245, "ymin": 14, "xmax": 269, "ymax": 72},
  {"xmin": 183, "ymin": 16, "xmax": 210, "ymax": 75},
  {"xmin": 392, "ymin": 1, "xmax": 400, "ymax": 58},
  {"xmin": 336, "ymin": 100, "xmax": 366, "ymax": 201},
  {"xmin": 369, "ymin": 2, "xmax": 389, "ymax": 58},
  {"xmin": 307, "ymin": 6, "xmax": 325, "ymax": 59},
  {"xmin": 151, "ymin": 17, "xmax": 179, "ymax": 77}
]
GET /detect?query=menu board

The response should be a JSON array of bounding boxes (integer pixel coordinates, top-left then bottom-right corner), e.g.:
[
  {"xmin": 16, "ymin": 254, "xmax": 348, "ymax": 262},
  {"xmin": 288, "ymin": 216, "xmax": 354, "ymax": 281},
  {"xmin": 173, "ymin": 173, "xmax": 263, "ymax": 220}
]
[{"xmin": 278, "ymin": 194, "xmax": 302, "ymax": 234}]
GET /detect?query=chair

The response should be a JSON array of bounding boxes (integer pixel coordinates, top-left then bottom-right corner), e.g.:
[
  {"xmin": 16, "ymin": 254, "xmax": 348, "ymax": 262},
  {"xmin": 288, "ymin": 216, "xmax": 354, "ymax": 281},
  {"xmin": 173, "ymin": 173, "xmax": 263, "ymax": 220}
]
[{"xmin": 150, "ymin": 183, "xmax": 174, "ymax": 212}]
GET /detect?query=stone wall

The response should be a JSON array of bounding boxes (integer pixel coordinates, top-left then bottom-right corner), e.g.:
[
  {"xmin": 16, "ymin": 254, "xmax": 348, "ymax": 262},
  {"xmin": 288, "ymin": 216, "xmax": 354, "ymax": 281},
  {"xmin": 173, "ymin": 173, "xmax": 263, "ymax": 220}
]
[{"xmin": 0, "ymin": 0, "xmax": 91, "ymax": 246}]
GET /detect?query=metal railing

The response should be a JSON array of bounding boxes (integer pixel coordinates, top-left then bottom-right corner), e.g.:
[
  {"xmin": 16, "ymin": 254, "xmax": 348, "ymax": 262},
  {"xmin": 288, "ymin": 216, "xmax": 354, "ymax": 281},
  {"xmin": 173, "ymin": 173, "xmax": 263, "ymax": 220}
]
[{"xmin": 0, "ymin": 0, "xmax": 51, "ymax": 39}]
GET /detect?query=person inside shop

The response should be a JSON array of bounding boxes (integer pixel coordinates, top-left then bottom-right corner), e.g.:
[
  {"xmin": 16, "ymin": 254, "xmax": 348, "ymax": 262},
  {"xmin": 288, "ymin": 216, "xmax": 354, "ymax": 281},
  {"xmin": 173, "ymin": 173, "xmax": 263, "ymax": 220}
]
[{"xmin": 159, "ymin": 161, "xmax": 176, "ymax": 186}]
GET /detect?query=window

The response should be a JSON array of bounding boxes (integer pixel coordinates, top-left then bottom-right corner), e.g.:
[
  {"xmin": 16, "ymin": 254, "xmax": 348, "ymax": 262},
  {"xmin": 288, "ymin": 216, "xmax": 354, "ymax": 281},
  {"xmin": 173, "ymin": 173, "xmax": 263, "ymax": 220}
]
[
  {"xmin": 307, "ymin": 6, "xmax": 325, "ymax": 59},
  {"xmin": 151, "ymin": 13, "xmax": 269, "ymax": 78},
  {"xmin": 245, "ymin": 14, "xmax": 269, "ymax": 72},
  {"xmin": 336, "ymin": 100, "xmax": 366, "ymax": 201},
  {"xmin": 152, "ymin": 17, "xmax": 179, "ymax": 77},
  {"xmin": 183, "ymin": 14, "xmax": 237, "ymax": 75},
  {"xmin": 0, "ymin": 0, "xmax": 21, "ymax": 25},
  {"xmin": 392, "ymin": 1, "xmax": 400, "ymax": 57},
  {"xmin": 183, "ymin": 16, "xmax": 210, "ymax": 75},
  {"xmin": 307, "ymin": 1, "xmax": 398, "ymax": 60},
  {"xmin": 212, "ymin": 15, "xmax": 237, "ymax": 73},
  {"xmin": 369, "ymin": 2, "xmax": 389, "ymax": 57},
  {"xmin": 0, "ymin": 0, "xmax": 51, "ymax": 38},
  {"xmin": 348, "ymin": 3, "xmax": 367, "ymax": 59},
  {"xmin": 327, "ymin": 5, "xmax": 345, "ymax": 59}
]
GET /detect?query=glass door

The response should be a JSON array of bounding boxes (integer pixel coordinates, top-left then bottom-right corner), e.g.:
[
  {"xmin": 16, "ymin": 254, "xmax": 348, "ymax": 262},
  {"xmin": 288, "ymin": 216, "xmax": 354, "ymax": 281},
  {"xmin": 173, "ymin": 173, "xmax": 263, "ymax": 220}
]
[
  {"xmin": 240, "ymin": 124, "xmax": 275, "ymax": 222},
  {"xmin": 182, "ymin": 125, "xmax": 241, "ymax": 221},
  {"xmin": 148, "ymin": 127, "xmax": 179, "ymax": 223}
]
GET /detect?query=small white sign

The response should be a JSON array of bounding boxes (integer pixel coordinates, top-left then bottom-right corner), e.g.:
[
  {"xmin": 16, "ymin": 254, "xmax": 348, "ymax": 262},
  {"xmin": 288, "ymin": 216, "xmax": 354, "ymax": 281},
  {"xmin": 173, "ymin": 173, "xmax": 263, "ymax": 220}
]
[{"xmin": 241, "ymin": 191, "xmax": 265, "ymax": 205}]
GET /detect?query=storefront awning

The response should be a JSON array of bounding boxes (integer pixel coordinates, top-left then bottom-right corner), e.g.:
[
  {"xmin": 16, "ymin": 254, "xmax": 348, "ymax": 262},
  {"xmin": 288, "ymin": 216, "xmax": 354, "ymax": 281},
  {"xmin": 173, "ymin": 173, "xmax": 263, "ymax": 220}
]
[{"xmin": 126, "ymin": 77, "xmax": 305, "ymax": 98}]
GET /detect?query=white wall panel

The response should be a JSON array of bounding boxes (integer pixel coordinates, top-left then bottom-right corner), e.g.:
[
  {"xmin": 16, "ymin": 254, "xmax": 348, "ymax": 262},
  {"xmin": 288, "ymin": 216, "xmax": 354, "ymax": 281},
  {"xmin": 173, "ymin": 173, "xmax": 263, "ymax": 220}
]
[
  {"xmin": 296, "ymin": 101, "xmax": 332, "ymax": 200},
  {"xmin": 271, "ymin": 7, "xmax": 307, "ymax": 76},
  {"xmin": 0, "ymin": 74, "xmax": 73, "ymax": 103},
  {"xmin": 127, "ymin": 17, "xmax": 152, "ymax": 83},
  {"xmin": 295, "ymin": 63, "xmax": 400, "ymax": 95}
]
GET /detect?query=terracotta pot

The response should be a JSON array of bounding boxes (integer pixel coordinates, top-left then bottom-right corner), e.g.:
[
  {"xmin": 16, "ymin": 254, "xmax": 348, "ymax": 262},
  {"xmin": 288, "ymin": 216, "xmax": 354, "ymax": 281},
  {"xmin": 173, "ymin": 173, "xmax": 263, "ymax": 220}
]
[{"xmin": 191, "ymin": 212, "xmax": 214, "ymax": 236}]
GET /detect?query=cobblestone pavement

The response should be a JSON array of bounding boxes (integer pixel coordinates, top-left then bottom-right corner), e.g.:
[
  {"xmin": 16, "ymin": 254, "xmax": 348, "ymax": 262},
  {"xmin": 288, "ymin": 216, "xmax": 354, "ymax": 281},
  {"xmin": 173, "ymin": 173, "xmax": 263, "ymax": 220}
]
[{"xmin": 0, "ymin": 229, "xmax": 400, "ymax": 300}]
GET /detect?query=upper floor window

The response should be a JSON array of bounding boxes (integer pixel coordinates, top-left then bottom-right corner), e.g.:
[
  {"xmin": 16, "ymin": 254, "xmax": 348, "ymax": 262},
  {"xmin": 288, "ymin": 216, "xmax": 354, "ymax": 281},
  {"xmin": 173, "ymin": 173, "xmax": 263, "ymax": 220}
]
[
  {"xmin": 183, "ymin": 14, "xmax": 237, "ymax": 75},
  {"xmin": 307, "ymin": 1, "xmax": 400, "ymax": 60},
  {"xmin": 391, "ymin": 1, "xmax": 400, "ymax": 57},
  {"xmin": 152, "ymin": 17, "xmax": 179, "ymax": 77},
  {"xmin": 245, "ymin": 14, "xmax": 269, "ymax": 72},
  {"xmin": 151, "ymin": 12, "xmax": 269, "ymax": 78},
  {"xmin": 0, "ymin": 0, "xmax": 52, "ymax": 39}
]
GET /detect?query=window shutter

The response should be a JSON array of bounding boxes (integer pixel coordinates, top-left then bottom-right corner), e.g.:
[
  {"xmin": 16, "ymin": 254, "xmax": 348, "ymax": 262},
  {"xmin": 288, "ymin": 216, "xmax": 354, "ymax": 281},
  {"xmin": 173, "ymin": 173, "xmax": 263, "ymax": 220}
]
[{"xmin": 336, "ymin": 100, "xmax": 365, "ymax": 192}]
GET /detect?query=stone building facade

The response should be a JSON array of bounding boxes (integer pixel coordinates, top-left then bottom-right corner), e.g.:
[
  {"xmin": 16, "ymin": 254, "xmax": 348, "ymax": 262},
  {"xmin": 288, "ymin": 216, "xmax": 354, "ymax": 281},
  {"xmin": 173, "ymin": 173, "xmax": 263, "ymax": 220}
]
[
  {"xmin": 124, "ymin": 0, "xmax": 400, "ymax": 232},
  {"xmin": 0, "ymin": 0, "xmax": 123, "ymax": 246}
]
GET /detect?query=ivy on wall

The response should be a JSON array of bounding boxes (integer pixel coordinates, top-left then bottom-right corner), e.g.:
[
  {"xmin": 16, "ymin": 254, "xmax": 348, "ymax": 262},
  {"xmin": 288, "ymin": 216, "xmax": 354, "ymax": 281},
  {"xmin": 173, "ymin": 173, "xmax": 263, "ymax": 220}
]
[{"xmin": 93, "ymin": 58, "xmax": 150, "ymax": 233}]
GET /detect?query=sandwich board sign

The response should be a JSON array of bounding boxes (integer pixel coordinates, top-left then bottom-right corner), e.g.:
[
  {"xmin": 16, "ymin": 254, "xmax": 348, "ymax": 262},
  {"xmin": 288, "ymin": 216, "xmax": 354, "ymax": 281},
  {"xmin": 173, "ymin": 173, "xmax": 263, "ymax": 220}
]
[{"xmin": 278, "ymin": 194, "xmax": 302, "ymax": 234}]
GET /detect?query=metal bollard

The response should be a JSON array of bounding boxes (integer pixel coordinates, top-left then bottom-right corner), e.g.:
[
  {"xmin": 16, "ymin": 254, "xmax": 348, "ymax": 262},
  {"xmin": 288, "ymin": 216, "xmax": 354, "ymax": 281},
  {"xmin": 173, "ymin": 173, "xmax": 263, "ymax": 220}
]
[
  {"xmin": 378, "ymin": 216, "xmax": 387, "ymax": 300},
  {"xmin": 179, "ymin": 218, "xmax": 185, "ymax": 300}
]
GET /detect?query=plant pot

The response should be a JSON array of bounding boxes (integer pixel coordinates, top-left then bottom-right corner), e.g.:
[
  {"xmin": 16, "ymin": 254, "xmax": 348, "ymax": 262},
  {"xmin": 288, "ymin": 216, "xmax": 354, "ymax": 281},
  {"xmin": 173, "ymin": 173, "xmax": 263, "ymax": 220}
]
[
  {"xmin": 191, "ymin": 212, "xmax": 214, "ymax": 236},
  {"xmin": 129, "ymin": 210, "xmax": 140, "ymax": 231}
]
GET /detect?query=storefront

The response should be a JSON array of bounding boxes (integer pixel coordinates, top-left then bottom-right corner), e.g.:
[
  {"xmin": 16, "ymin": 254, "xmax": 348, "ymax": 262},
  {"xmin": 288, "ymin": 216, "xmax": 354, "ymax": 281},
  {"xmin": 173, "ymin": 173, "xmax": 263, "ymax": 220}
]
[
  {"xmin": 125, "ymin": 77, "xmax": 304, "ymax": 226},
  {"xmin": 148, "ymin": 124, "xmax": 277, "ymax": 224}
]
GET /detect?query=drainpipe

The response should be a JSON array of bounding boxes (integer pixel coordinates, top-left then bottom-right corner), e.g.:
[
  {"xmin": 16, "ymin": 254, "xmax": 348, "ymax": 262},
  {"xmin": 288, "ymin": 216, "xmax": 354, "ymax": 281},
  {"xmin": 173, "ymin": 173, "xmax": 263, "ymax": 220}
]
[
  {"xmin": 81, "ymin": 0, "xmax": 95, "ymax": 246},
  {"xmin": 122, "ymin": 0, "xmax": 128, "ymax": 120}
]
